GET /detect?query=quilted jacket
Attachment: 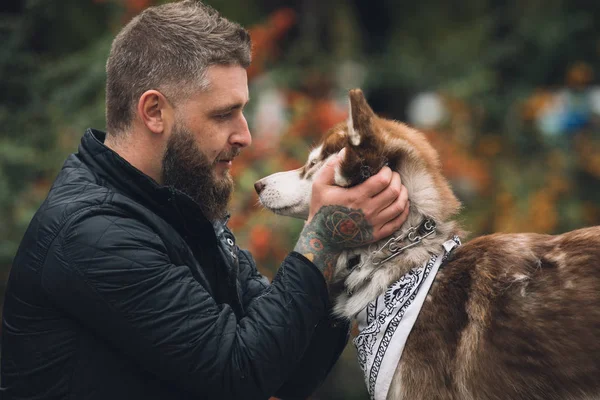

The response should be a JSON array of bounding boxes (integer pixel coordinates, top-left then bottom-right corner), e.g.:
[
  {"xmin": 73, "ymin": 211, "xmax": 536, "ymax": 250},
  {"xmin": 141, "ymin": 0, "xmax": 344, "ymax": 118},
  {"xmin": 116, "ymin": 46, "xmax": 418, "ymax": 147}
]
[{"xmin": 0, "ymin": 129, "xmax": 349, "ymax": 400}]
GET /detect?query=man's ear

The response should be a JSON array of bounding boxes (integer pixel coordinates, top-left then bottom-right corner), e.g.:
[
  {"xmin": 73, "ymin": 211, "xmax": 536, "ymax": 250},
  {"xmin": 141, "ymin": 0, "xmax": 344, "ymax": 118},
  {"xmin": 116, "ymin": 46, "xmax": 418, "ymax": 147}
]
[{"xmin": 137, "ymin": 90, "xmax": 172, "ymax": 134}]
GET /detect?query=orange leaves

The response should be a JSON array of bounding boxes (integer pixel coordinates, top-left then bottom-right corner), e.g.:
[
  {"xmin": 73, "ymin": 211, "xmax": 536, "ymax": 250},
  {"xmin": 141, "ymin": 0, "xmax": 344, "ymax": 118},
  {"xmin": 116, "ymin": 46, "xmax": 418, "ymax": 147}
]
[
  {"xmin": 566, "ymin": 62, "xmax": 594, "ymax": 89},
  {"xmin": 522, "ymin": 89, "xmax": 555, "ymax": 121},
  {"xmin": 93, "ymin": 0, "xmax": 153, "ymax": 14},
  {"xmin": 492, "ymin": 192, "xmax": 519, "ymax": 233},
  {"xmin": 314, "ymin": 100, "xmax": 348, "ymax": 133},
  {"xmin": 425, "ymin": 130, "xmax": 491, "ymax": 196},
  {"xmin": 247, "ymin": 9, "xmax": 296, "ymax": 80},
  {"xmin": 282, "ymin": 91, "xmax": 347, "ymax": 141},
  {"xmin": 229, "ymin": 155, "xmax": 251, "ymax": 180},
  {"xmin": 124, "ymin": 0, "xmax": 152, "ymax": 12},
  {"xmin": 227, "ymin": 214, "xmax": 246, "ymax": 231},
  {"xmin": 476, "ymin": 135, "xmax": 503, "ymax": 158},
  {"xmin": 281, "ymin": 157, "xmax": 303, "ymax": 171},
  {"xmin": 526, "ymin": 190, "xmax": 558, "ymax": 233},
  {"xmin": 491, "ymin": 189, "xmax": 559, "ymax": 234},
  {"xmin": 249, "ymin": 224, "xmax": 272, "ymax": 261},
  {"xmin": 269, "ymin": 9, "xmax": 296, "ymax": 34},
  {"xmin": 574, "ymin": 134, "xmax": 600, "ymax": 179},
  {"xmin": 489, "ymin": 153, "xmax": 574, "ymax": 234}
]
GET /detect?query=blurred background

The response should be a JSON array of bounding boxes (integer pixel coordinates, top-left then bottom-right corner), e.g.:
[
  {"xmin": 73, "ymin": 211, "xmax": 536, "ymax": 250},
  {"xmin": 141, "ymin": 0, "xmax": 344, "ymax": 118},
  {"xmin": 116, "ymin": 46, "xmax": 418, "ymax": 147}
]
[{"xmin": 2, "ymin": 0, "xmax": 600, "ymax": 398}]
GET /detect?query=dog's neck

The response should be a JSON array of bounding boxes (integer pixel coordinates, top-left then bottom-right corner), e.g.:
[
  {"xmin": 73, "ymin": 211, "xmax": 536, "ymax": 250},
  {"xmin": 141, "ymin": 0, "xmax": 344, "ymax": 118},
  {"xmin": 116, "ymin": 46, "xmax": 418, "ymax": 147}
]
[{"xmin": 332, "ymin": 210, "xmax": 459, "ymax": 318}]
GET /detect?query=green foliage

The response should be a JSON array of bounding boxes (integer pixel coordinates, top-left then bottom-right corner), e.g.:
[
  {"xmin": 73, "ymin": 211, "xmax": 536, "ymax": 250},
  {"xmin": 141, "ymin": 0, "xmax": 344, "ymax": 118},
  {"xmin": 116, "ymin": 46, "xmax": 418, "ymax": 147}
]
[
  {"xmin": 0, "ymin": 0, "xmax": 118, "ymax": 306},
  {"xmin": 1, "ymin": 1, "xmax": 600, "ymax": 399}
]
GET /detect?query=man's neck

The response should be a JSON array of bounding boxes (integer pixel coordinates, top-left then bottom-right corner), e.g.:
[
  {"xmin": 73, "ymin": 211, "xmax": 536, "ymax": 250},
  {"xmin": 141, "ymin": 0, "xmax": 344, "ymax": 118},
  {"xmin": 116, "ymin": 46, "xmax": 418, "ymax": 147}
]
[{"xmin": 104, "ymin": 130, "xmax": 163, "ymax": 184}]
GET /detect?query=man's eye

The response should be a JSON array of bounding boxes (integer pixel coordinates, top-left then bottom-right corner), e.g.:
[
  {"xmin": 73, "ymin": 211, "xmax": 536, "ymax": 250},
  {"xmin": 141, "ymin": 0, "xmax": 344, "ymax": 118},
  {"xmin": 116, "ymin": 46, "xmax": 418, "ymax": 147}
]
[{"xmin": 216, "ymin": 112, "xmax": 232, "ymax": 120}]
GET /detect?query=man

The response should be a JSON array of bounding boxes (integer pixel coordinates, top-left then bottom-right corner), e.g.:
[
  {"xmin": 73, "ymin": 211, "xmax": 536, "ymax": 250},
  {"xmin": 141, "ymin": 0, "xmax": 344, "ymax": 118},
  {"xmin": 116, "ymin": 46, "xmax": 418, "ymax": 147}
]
[{"xmin": 0, "ymin": 1, "xmax": 409, "ymax": 399}]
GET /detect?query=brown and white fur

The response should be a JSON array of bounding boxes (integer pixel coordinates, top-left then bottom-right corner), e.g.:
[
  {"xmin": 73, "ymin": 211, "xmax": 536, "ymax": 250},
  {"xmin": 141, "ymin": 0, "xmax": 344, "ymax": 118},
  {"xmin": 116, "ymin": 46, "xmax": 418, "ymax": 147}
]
[{"xmin": 255, "ymin": 89, "xmax": 600, "ymax": 400}]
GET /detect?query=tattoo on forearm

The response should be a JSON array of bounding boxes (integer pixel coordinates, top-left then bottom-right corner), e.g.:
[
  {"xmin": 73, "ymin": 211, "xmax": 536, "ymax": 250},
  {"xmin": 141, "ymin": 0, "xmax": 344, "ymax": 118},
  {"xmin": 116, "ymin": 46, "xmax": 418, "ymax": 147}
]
[
  {"xmin": 294, "ymin": 229, "xmax": 340, "ymax": 280},
  {"xmin": 325, "ymin": 209, "xmax": 372, "ymax": 246},
  {"xmin": 294, "ymin": 206, "xmax": 374, "ymax": 280}
]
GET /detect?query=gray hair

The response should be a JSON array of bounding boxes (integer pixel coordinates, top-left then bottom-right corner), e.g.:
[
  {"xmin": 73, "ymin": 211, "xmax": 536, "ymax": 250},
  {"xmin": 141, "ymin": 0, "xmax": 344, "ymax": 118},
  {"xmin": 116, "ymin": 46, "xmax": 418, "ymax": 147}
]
[{"xmin": 105, "ymin": 0, "xmax": 252, "ymax": 135}]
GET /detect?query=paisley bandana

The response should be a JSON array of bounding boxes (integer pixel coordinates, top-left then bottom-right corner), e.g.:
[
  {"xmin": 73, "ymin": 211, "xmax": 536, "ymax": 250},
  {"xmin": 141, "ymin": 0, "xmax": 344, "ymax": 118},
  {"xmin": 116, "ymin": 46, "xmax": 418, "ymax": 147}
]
[{"xmin": 353, "ymin": 236, "xmax": 461, "ymax": 400}]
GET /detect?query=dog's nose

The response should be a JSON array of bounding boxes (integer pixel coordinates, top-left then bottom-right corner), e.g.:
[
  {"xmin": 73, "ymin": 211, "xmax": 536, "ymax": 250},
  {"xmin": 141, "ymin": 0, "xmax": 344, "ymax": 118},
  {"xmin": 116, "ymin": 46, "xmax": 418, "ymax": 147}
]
[{"xmin": 254, "ymin": 181, "xmax": 265, "ymax": 194}]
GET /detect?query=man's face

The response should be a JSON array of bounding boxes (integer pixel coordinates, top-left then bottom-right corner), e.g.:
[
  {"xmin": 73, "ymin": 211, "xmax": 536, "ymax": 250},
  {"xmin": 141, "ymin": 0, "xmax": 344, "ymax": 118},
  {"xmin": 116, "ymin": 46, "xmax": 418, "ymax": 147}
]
[{"xmin": 161, "ymin": 65, "xmax": 251, "ymax": 221}]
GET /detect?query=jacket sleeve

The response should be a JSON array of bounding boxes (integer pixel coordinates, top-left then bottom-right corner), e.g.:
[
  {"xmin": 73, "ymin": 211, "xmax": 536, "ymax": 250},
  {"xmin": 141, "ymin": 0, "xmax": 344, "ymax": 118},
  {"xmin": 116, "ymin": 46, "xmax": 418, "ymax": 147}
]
[
  {"xmin": 41, "ymin": 209, "xmax": 330, "ymax": 400},
  {"xmin": 237, "ymin": 250, "xmax": 350, "ymax": 400}
]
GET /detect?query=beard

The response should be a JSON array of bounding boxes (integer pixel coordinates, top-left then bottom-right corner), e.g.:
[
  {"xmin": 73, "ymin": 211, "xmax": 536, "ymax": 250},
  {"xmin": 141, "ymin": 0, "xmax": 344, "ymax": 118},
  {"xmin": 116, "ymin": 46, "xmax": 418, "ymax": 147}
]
[{"xmin": 162, "ymin": 122, "xmax": 238, "ymax": 222}]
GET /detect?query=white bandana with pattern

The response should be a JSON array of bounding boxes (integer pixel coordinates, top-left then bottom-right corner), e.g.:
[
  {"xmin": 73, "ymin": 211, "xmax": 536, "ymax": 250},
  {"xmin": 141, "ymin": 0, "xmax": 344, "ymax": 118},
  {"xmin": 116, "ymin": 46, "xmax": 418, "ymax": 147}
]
[{"xmin": 354, "ymin": 237, "xmax": 461, "ymax": 400}]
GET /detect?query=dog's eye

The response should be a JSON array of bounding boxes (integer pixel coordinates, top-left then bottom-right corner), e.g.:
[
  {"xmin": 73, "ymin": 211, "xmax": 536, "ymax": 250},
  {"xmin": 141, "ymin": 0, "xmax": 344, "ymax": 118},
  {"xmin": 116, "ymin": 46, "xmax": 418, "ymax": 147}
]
[{"xmin": 308, "ymin": 160, "xmax": 317, "ymax": 168}]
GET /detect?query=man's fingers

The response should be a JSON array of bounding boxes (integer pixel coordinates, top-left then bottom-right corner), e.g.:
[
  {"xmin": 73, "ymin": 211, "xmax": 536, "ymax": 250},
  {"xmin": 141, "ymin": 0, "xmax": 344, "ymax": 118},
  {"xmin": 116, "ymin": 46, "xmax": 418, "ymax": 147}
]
[
  {"xmin": 348, "ymin": 166, "xmax": 392, "ymax": 198},
  {"xmin": 374, "ymin": 199, "xmax": 411, "ymax": 241},
  {"xmin": 313, "ymin": 148, "xmax": 345, "ymax": 186},
  {"xmin": 374, "ymin": 184, "xmax": 409, "ymax": 223},
  {"xmin": 370, "ymin": 172, "xmax": 403, "ymax": 212},
  {"xmin": 365, "ymin": 166, "xmax": 394, "ymax": 198}
]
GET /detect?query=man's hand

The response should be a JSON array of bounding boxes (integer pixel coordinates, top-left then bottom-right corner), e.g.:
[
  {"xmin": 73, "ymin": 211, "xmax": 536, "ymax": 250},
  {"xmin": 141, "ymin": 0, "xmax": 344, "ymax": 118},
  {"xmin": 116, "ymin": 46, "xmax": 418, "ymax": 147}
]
[{"xmin": 294, "ymin": 149, "xmax": 410, "ymax": 283}]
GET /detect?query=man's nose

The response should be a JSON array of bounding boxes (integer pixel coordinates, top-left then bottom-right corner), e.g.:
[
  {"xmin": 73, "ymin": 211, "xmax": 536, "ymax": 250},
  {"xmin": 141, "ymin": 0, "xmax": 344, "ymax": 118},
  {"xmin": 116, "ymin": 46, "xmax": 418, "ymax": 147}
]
[{"xmin": 231, "ymin": 114, "xmax": 252, "ymax": 148}]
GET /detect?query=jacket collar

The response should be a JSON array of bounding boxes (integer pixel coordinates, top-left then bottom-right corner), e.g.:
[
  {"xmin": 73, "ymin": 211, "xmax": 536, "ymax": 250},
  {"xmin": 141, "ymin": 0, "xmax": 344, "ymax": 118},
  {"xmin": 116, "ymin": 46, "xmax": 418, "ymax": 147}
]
[{"xmin": 77, "ymin": 128, "xmax": 216, "ymax": 241}]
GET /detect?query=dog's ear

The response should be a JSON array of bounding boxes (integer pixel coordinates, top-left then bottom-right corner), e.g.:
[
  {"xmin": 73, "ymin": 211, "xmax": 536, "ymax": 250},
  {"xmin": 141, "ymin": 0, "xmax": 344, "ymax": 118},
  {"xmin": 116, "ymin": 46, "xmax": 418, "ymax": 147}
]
[
  {"xmin": 339, "ymin": 89, "xmax": 386, "ymax": 186},
  {"xmin": 347, "ymin": 89, "xmax": 377, "ymax": 149}
]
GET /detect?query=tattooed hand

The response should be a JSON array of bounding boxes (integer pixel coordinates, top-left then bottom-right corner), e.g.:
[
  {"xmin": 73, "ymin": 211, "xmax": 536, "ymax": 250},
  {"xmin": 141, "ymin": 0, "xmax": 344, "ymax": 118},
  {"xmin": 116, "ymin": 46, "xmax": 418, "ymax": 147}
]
[
  {"xmin": 294, "ymin": 149, "xmax": 410, "ymax": 283},
  {"xmin": 295, "ymin": 205, "xmax": 374, "ymax": 282}
]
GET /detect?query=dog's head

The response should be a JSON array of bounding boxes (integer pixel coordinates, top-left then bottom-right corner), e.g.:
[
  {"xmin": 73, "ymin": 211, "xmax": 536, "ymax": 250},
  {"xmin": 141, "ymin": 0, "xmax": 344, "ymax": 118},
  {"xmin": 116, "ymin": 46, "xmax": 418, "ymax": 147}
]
[
  {"xmin": 255, "ymin": 89, "xmax": 460, "ymax": 225},
  {"xmin": 256, "ymin": 89, "xmax": 462, "ymax": 317},
  {"xmin": 255, "ymin": 89, "xmax": 387, "ymax": 218}
]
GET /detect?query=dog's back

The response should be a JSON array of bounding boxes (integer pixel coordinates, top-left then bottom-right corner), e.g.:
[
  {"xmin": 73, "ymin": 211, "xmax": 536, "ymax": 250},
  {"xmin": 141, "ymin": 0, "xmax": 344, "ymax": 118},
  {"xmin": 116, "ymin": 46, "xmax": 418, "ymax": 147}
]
[{"xmin": 394, "ymin": 226, "xmax": 600, "ymax": 400}]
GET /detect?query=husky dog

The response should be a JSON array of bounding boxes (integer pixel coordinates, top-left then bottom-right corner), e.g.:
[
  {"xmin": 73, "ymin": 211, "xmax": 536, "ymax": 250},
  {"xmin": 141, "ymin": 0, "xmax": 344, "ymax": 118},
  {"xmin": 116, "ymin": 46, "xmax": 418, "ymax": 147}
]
[{"xmin": 255, "ymin": 89, "xmax": 600, "ymax": 400}]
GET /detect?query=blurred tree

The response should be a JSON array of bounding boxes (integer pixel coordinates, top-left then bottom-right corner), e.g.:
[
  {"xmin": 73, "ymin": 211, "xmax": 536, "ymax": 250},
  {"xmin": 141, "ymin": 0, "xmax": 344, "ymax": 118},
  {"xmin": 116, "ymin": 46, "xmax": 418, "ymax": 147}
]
[
  {"xmin": 0, "ymin": 0, "xmax": 116, "ymax": 301},
  {"xmin": 1, "ymin": 1, "xmax": 600, "ymax": 399}
]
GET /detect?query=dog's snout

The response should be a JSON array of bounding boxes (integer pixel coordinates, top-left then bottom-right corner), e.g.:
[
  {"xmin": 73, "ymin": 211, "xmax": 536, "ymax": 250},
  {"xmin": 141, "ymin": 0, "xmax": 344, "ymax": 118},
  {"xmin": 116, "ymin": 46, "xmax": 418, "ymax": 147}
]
[{"xmin": 254, "ymin": 181, "xmax": 266, "ymax": 194}]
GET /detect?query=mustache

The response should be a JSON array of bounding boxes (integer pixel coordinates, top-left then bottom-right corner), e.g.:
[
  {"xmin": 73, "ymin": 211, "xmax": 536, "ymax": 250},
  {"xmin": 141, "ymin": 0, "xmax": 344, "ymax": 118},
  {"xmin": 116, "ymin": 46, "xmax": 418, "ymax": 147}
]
[{"xmin": 216, "ymin": 147, "xmax": 242, "ymax": 162}]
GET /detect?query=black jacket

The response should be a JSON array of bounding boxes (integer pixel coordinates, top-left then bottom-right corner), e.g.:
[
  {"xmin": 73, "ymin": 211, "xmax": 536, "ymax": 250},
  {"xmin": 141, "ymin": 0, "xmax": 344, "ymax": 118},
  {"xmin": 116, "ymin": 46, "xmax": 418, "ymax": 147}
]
[{"xmin": 1, "ymin": 129, "xmax": 349, "ymax": 400}]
